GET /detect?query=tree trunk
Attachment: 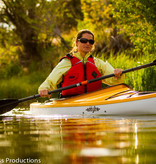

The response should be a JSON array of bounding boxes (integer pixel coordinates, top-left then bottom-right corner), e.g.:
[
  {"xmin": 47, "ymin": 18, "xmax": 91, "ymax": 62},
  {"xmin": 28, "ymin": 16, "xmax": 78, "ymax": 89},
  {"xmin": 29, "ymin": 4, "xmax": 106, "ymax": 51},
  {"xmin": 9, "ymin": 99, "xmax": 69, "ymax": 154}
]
[
  {"xmin": 2, "ymin": 0, "xmax": 42, "ymax": 67},
  {"xmin": 18, "ymin": 28, "xmax": 42, "ymax": 66}
]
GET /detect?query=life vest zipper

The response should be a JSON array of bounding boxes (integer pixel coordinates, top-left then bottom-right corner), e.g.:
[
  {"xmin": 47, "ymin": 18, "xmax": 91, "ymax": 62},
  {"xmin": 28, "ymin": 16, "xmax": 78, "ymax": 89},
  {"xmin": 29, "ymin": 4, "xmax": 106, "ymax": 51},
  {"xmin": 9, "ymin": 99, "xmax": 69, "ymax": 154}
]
[{"xmin": 83, "ymin": 59, "xmax": 87, "ymax": 93}]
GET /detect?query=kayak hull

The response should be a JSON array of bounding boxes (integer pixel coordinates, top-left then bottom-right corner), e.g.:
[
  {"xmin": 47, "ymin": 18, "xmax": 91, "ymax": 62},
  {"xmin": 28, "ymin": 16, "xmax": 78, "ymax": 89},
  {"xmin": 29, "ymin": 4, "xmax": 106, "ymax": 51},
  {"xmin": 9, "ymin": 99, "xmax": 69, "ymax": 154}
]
[
  {"xmin": 30, "ymin": 97, "xmax": 156, "ymax": 116},
  {"xmin": 30, "ymin": 84, "xmax": 156, "ymax": 116}
]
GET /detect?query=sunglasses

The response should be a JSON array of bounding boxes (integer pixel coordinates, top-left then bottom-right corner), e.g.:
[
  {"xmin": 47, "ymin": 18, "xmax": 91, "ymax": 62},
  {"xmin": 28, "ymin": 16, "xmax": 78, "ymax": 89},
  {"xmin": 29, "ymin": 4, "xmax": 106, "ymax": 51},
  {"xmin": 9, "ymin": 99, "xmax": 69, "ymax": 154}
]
[{"xmin": 78, "ymin": 38, "xmax": 94, "ymax": 45}]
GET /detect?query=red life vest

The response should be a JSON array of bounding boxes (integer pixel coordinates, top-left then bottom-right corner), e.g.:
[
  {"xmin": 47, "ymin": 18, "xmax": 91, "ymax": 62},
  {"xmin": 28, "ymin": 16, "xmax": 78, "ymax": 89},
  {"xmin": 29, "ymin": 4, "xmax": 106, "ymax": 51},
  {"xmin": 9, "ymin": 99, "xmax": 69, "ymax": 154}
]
[{"xmin": 61, "ymin": 54, "xmax": 102, "ymax": 97}]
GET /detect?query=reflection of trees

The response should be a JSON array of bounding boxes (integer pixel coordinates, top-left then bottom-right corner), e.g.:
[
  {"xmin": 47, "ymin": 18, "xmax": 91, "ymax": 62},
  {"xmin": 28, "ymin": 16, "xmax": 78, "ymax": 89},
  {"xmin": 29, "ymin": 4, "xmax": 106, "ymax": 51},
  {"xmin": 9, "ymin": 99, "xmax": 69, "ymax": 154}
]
[
  {"xmin": 0, "ymin": 117, "xmax": 156, "ymax": 163},
  {"xmin": 0, "ymin": 116, "xmax": 41, "ymax": 160}
]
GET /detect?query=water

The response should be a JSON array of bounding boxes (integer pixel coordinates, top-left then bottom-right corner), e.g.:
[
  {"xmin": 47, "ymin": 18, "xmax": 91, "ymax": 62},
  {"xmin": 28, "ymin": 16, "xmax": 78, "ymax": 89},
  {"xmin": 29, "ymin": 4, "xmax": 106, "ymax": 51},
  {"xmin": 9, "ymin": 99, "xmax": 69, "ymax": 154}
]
[{"xmin": 0, "ymin": 110, "xmax": 156, "ymax": 164}]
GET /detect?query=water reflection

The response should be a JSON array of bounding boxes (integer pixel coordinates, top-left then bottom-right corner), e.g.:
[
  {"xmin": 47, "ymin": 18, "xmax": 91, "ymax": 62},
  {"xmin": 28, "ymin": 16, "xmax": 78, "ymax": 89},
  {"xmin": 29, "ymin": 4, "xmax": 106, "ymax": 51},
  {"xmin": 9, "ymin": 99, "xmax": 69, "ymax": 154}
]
[{"xmin": 0, "ymin": 115, "xmax": 156, "ymax": 164}]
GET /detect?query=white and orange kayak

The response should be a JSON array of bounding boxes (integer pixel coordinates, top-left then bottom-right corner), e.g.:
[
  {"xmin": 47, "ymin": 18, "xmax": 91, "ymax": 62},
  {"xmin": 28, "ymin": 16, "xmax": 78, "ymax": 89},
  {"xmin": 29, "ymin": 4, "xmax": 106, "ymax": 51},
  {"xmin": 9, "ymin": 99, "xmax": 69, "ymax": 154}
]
[{"xmin": 30, "ymin": 84, "xmax": 156, "ymax": 116}]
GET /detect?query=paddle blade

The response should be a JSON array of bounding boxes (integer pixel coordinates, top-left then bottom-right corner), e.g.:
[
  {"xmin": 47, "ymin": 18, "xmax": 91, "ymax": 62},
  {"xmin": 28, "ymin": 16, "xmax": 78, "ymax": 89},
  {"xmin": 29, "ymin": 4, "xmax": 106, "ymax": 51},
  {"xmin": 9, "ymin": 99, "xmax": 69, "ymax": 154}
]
[{"xmin": 0, "ymin": 99, "xmax": 19, "ymax": 114}]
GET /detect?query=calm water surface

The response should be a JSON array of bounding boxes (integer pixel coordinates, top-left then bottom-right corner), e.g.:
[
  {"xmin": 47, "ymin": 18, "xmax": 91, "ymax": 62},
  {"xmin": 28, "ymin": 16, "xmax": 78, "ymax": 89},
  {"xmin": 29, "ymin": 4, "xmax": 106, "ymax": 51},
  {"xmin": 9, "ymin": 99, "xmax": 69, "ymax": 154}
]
[{"xmin": 0, "ymin": 109, "xmax": 156, "ymax": 164}]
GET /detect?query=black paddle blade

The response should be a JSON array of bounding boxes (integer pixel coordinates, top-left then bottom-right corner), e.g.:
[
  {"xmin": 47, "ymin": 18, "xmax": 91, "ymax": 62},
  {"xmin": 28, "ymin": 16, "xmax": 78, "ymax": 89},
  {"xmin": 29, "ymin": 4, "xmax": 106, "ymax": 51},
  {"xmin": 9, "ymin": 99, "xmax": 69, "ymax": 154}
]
[{"xmin": 0, "ymin": 99, "xmax": 19, "ymax": 114}]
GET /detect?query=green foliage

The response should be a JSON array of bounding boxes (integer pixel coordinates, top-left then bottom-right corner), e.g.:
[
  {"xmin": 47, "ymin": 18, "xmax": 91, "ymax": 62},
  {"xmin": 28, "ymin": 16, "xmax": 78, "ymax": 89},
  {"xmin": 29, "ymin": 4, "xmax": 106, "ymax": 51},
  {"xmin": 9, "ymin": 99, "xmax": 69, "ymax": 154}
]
[
  {"xmin": 78, "ymin": 0, "xmax": 134, "ymax": 57},
  {"xmin": 0, "ymin": 0, "xmax": 83, "ymax": 66},
  {"xmin": 79, "ymin": 0, "xmax": 114, "ymax": 42},
  {"xmin": 0, "ymin": 45, "xmax": 19, "ymax": 64},
  {"xmin": 0, "ymin": 71, "xmax": 45, "ymax": 99},
  {"xmin": 112, "ymin": 0, "xmax": 156, "ymax": 54},
  {"xmin": 101, "ymin": 52, "xmax": 156, "ymax": 91},
  {"xmin": 0, "ymin": 45, "xmax": 22, "ymax": 78},
  {"xmin": 1, "ymin": 62, "xmax": 22, "ymax": 78},
  {"xmin": 0, "ymin": 69, "xmax": 60, "ymax": 103}
]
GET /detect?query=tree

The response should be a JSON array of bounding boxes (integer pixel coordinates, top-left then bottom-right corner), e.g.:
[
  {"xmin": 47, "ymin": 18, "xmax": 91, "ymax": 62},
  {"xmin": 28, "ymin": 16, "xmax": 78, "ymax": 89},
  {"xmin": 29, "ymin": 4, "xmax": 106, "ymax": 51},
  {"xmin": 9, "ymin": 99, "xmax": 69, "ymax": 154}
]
[
  {"xmin": 0, "ymin": 0, "xmax": 83, "ymax": 67},
  {"xmin": 0, "ymin": 0, "xmax": 46, "ymax": 66},
  {"xmin": 112, "ymin": 0, "xmax": 156, "ymax": 54},
  {"xmin": 80, "ymin": 0, "xmax": 133, "ymax": 57}
]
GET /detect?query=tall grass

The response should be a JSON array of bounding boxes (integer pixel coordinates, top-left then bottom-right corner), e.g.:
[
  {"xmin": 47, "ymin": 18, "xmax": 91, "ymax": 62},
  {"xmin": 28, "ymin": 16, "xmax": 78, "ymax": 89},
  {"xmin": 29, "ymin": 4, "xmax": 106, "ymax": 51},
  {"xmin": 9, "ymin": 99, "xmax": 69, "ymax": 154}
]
[
  {"xmin": 100, "ymin": 52, "xmax": 156, "ymax": 91},
  {"xmin": 0, "ymin": 70, "xmax": 48, "ymax": 99}
]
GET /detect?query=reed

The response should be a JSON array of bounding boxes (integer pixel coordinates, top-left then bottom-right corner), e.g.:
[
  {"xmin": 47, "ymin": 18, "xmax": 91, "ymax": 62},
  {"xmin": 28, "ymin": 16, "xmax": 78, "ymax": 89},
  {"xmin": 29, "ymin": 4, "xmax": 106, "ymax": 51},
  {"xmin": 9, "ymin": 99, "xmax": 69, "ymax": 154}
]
[
  {"xmin": 101, "ymin": 52, "xmax": 156, "ymax": 91},
  {"xmin": 0, "ymin": 77, "xmax": 38, "ymax": 99},
  {"xmin": 0, "ymin": 70, "xmax": 60, "ymax": 101}
]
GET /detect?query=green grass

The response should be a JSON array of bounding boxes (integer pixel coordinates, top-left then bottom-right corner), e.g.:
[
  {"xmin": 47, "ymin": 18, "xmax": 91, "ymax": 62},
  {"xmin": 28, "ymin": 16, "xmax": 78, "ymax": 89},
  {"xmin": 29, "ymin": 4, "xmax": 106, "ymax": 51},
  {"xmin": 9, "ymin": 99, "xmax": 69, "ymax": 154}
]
[
  {"xmin": 100, "ymin": 52, "xmax": 156, "ymax": 91},
  {"xmin": 0, "ymin": 76, "xmax": 40, "ymax": 99},
  {"xmin": 0, "ymin": 71, "xmax": 49, "ymax": 108},
  {"xmin": 0, "ymin": 69, "xmax": 50, "ymax": 98}
]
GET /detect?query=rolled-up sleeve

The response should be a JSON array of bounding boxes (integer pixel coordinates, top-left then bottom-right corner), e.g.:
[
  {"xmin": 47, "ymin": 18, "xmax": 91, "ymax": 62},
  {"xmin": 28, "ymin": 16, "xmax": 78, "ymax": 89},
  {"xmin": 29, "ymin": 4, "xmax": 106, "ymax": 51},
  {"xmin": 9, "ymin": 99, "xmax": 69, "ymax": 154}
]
[
  {"xmin": 38, "ymin": 59, "xmax": 71, "ymax": 92},
  {"xmin": 94, "ymin": 58, "xmax": 125, "ymax": 85}
]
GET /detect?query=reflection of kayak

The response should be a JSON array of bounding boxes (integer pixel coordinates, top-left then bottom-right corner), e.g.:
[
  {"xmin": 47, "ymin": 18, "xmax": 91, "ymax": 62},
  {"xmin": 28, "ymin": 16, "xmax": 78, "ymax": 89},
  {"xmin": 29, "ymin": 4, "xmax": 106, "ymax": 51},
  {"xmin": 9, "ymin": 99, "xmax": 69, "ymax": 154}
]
[{"xmin": 30, "ymin": 84, "xmax": 156, "ymax": 115}]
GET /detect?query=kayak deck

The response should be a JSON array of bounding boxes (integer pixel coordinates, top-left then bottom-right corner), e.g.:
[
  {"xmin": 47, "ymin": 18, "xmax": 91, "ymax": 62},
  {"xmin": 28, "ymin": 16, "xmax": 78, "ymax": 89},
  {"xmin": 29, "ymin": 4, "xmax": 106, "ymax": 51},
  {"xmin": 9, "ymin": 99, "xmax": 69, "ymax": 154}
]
[{"xmin": 31, "ymin": 84, "xmax": 156, "ymax": 107}]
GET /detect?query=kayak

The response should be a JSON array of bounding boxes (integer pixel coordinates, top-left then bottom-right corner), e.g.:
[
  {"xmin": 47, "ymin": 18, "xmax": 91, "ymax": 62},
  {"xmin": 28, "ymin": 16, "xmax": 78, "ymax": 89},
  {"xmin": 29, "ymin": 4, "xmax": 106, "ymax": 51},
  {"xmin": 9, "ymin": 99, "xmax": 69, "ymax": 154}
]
[{"xmin": 30, "ymin": 84, "xmax": 156, "ymax": 115}]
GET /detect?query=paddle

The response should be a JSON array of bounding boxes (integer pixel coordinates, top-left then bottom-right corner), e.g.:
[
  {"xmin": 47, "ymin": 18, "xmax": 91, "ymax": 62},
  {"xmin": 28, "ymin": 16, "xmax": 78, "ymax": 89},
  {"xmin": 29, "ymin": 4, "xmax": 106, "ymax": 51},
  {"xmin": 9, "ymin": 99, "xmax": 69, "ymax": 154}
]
[{"xmin": 0, "ymin": 59, "xmax": 156, "ymax": 114}]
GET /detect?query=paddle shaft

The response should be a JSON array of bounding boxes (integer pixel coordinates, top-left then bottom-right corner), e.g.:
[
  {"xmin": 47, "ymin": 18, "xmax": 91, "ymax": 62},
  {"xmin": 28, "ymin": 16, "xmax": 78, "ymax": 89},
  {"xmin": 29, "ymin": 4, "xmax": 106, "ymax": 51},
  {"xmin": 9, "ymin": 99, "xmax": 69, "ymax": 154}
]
[{"xmin": 0, "ymin": 59, "xmax": 156, "ymax": 111}]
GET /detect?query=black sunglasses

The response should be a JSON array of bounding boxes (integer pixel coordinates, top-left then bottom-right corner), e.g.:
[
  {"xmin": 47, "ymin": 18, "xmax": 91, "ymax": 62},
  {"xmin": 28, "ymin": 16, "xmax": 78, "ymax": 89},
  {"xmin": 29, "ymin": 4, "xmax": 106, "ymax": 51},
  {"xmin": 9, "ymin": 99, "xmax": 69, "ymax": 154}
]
[{"xmin": 78, "ymin": 38, "xmax": 94, "ymax": 45}]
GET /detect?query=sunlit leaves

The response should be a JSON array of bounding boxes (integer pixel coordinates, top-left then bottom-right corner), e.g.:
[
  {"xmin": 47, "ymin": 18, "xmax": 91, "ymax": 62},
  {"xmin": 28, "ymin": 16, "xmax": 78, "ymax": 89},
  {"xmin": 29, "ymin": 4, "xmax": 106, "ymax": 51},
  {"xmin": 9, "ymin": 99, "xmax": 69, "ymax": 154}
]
[
  {"xmin": 112, "ymin": 0, "xmax": 156, "ymax": 54},
  {"xmin": 80, "ymin": 0, "xmax": 115, "ymax": 43}
]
